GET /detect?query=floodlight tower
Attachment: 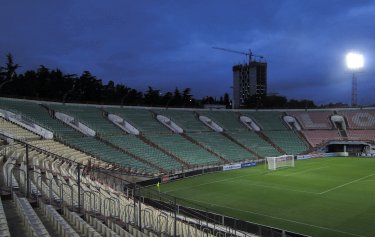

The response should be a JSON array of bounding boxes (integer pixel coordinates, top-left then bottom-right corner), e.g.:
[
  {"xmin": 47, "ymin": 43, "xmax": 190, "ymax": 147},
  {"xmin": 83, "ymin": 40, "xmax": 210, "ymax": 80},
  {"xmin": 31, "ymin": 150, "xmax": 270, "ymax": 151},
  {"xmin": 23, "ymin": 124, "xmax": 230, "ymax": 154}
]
[{"xmin": 346, "ymin": 52, "xmax": 364, "ymax": 107}]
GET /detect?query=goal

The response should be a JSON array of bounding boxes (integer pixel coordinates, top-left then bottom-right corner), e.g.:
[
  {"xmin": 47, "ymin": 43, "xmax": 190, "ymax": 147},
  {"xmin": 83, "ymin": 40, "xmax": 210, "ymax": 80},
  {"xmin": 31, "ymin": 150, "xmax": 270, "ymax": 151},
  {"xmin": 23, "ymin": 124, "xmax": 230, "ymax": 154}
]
[{"xmin": 266, "ymin": 155, "xmax": 295, "ymax": 170}]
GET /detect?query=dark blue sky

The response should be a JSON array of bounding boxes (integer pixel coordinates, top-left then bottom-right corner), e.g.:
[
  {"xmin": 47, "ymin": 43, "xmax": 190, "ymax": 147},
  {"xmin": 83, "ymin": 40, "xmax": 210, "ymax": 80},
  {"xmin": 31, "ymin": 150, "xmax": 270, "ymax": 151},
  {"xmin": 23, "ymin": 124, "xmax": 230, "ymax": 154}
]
[{"xmin": 2, "ymin": 1, "xmax": 375, "ymax": 105}]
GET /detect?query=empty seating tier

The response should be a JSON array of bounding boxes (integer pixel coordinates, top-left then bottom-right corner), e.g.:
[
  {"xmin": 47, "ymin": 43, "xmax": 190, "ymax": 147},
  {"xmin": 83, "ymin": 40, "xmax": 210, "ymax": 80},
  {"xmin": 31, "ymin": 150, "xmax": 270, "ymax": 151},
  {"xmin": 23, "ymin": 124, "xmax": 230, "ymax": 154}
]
[
  {"xmin": 0, "ymin": 198, "xmax": 10, "ymax": 237},
  {"xmin": 227, "ymin": 131, "xmax": 281, "ymax": 157},
  {"xmin": 263, "ymin": 130, "xmax": 309, "ymax": 154},
  {"xmin": 146, "ymin": 133, "xmax": 220, "ymax": 166},
  {"xmin": 28, "ymin": 139, "xmax": 107, "ymax": 166},
  {"xmin": 241, "ymin": 111, "xmax": 288, "ymax": 131},
  {"xmin": 0, "ymin": 117, "xmax": 40, "ymax": 140},
  {"xmin": 302, "ymin": 130, "xmax": 342, "ymax": 147},
  {"xmin": 64, "ymin": 136, "xmax": 156, "ymax": 174},
  {"xmin": 47, "ymin": 104, "xmax": 124, "ymax": 136},
  {"xmin": 105, "ymin": 108, "xmax": 171, "ymax": 134},
  {"xmin": 3, "ymin": 98, "xmax": 375, "ymax": 174},
  {"xmin": 13, "ymin": 193, "xmax": 50, "ymax": 237},
  {"xmin": 338, "ymin": 110, "xmax": 375, "ymax": 129},
  {"xmin": 107, "ymin": 134, "xmax": 183, "ymax": 171},
  {"xmin": 47, "ymin": 104, "xmax": 162, "ymax": 173},
  {"xmin": 48, "ymin": 105, "xmax": 187, "ymax": 172},
  {"xmin": 0, "ymin": 100, "xmax": 157, "ymax": 174},
  {"xmin": 188, "ymin": 132, "xmax": 255, "ymax": 162},
  {"xmin": 154, "ymin": 109, "xmax": 211, "ymax": 132},
  {"xmin": 287, "ymin": 111, "xmax": 334, "ymax": 129},
  {"xmin": 197, "ymin": 111, "xmax": 246, "ymax": 131},
  {"xmin": 0, "ymin": 98, "xmax": 84, "ymax": 139},
  {"xmin": 346, "ymin": 130, "xmax": 375, "ymax": 142},
  {"xmin": 1, "ymin": 144, "xmax": 228, "ymax": 237}
]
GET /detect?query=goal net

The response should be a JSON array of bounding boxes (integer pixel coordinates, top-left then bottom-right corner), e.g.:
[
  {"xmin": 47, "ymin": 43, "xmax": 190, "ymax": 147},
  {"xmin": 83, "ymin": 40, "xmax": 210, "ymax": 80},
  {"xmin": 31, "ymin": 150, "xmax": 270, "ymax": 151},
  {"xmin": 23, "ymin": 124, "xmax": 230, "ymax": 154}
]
[{"xmin": 266, "ymin": 155, "xmax": 295, "ymax": 170}]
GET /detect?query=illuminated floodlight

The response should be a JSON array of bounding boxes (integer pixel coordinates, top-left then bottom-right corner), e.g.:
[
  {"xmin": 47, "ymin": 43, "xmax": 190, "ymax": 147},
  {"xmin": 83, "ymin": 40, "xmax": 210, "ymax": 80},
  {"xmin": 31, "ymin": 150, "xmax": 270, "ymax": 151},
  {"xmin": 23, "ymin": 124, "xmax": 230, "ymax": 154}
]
[
  {"xmin": 346, "ymin": 52, "xmax": 364, "ymax": 70},
  {"xmin": 345, "ymin": 52, "xmax": 364, "ymax": 107}
]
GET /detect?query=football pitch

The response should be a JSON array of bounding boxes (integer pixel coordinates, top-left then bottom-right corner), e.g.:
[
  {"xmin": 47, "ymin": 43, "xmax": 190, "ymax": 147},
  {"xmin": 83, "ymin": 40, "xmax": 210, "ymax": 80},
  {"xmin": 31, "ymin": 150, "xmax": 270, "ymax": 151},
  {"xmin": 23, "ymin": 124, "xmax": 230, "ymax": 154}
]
[{"xmin": 156, "ymin": 158, "xmax": 375, "ymax": 237}]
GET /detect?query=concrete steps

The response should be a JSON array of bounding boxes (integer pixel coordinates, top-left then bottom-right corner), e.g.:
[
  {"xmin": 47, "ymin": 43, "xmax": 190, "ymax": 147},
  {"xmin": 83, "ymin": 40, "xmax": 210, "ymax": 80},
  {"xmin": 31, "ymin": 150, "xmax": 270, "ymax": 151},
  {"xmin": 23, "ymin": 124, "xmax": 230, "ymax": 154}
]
[
  {"xmin": 2, "ymin": 199, "xmax": 28, "ymax": 237},
  {"xmin": 34, "ymin": 206, "xmax": 63, "ymax": 237}
]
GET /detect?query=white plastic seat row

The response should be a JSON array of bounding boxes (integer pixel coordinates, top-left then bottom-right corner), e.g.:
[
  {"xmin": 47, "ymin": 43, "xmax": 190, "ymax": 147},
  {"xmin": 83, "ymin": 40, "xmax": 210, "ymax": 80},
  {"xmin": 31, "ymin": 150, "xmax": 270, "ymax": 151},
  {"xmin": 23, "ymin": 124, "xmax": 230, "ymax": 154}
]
[
  {"xmin": 28, "ymin": 139, "xmax": 107, "ymax": 166},
  {"xmin": 0, "ymin": 117, "xmax": 41, "ymax": 140},
  {"xmin": 0, "ymin": 198, "xmax": 10, "ymax": 237},
  {"xmin": 135, "ymin": 204, "xmax": 216, "ymax": 237},
  {"xmin": 43, "ymin": 171, "xmax": 73, "ymax": 206},
  {"xmin": 13, "ymin": 193, "xmax": 50, "ymax": 237},
  {"xmin": 30, "ymin": 156, "xmax": 219, "ymax": 237},
  {"xmin": 52, "ymin": 173, "xmax": 78, "ymax": 208},
  {"xmin": 38, "ymin": 155, "xmax": 51, "ymax": 171},
  {"xmin": 39, "ymin": 201, "xmax": 79, "ymax": 237},
  {"xmin": 30, "ymin": 180, "xmax": 42, "ymax": 197},
  {"xmin": 19, "ymin": 163, "xmax": 42, "ymax": 197},
  {"xmin": 30, "ymin": 168, "xmax": 60, "ymax": 203},
  {"xmin": 85, "ymin": 214, "xmax": 121, "ymax": 237},
  {"xmin": 4, "ymin": 145, "xmax": 239, "ymax": 237},
  {"xmin": 37, "ymin": 178, "xmax": 61, "ymax": 203},
  {"xmin": 63, "ymin": 206, "xmax": 102, "ymax": 237},
  {"xmin": 2, "ymin": 157, "xmax": 12, "ymax": 187},
  {"xmin": 78, "ymin": 174, "xmax": 212, "ymax": 237},
  {"xmin": 35, "ymin": 168, "xmax": 125, "ymax": 237},
  {"xmin": 3, "ymin": 158, "xmax": 18, "ymax": 189},
  {"xmin": 107, "ymin": 219, "xmax": 139, "ymax": 237}
]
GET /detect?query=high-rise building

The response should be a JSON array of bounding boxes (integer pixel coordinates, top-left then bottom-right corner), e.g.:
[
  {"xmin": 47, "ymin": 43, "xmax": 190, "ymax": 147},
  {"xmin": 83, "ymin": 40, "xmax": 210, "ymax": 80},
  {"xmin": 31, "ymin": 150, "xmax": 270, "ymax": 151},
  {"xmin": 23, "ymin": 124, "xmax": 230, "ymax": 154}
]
[{"xmin": 232, "ymin": 61, "xmax": 267, "ymax": 108}]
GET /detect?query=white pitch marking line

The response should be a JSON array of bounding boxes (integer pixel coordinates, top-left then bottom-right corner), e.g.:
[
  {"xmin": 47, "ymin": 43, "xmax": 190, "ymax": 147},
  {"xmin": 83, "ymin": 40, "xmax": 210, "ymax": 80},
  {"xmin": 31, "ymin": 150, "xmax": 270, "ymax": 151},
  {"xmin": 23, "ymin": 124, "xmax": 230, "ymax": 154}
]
[
  {"xmin": 185, "ymin": 198, "xmax": 364, "ymax": 237},
  {"xmin": 319, "ymin": 173, "xmax": 375, "ymax": 195}
]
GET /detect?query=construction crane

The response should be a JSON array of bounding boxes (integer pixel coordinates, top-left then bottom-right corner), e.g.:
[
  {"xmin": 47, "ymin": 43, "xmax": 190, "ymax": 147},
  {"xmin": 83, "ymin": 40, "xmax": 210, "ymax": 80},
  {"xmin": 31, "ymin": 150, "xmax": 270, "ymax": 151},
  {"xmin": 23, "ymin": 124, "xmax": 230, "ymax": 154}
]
[{"xmin": 212, "ymin": 47, "xmax": 264, "ymax": 63}]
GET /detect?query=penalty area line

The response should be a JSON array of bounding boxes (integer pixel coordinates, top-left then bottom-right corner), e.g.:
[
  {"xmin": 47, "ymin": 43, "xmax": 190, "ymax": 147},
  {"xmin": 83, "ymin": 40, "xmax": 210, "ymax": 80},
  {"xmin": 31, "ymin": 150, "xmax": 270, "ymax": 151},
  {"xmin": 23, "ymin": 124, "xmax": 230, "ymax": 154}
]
[{"xmin": 319, "ymin": 173, "xmax": 375, "ymax": 195}]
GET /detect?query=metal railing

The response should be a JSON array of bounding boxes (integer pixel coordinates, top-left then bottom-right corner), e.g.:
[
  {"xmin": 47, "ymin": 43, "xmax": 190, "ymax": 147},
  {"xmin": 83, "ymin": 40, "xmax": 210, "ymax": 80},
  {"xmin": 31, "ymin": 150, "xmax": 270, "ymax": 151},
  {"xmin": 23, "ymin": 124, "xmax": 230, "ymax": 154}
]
[{"xmin": 0, "ymin": 134, "xmax": 311, "ymax": 237}]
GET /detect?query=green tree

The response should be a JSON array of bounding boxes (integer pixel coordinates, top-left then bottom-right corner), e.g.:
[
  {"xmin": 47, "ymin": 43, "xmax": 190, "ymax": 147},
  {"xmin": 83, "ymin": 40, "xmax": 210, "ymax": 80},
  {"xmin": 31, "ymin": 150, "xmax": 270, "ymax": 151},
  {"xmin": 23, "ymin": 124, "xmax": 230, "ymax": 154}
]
[
  {"xmin": 161, "ymin": 92, "xmax": 173, "ymax": 107},
  {"xmin": 223, "ymin": 93, "xmax": 230, "ymax": 107},
  {"xmin": 245, "ymin": 95, "xmax": 287, "ymax": 109},
  {"xmin": 0, "ymin": 53, "xmax": 20, "ymax": 92},
  {"xmin": 121, "ymin": 88, "xmax": 143, "ymax": 106},
  {"xmin": 171, "ymin": 88, "xmax": 182, "ymax": 106},
  {"xmin": 182, "ymin": 88, "xmax": 192, "ymax": 106},
  {"xmin": 74, "ymin": 71, "xmax": 103, "ymax": 102},
  {"xmin": 144, "ymin": 86, "xmax": 161, "ymax": 106},
  {"xmin": 102, "ymin": 80, "xmax": 116, "ymax": 103},
  {"xmin": 0, "ymin": 53, "xmax": 207, "ymax": 107},
  {"xmin": 201, "ymin": 96, "xmax": 215, "ymax": 104},
  {"xmin": 287, "ymin": 99, "xmax": 316, "ymax": 109}
]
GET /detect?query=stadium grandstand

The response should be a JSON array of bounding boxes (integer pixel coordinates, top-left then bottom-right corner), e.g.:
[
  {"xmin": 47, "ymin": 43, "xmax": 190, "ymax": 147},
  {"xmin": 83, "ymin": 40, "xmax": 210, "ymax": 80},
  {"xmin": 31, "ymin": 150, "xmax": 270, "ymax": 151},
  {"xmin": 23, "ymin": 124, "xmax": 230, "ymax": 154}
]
[{"xmin": 1, "ymin": 97, "xmax": 375, "ymax": 236}]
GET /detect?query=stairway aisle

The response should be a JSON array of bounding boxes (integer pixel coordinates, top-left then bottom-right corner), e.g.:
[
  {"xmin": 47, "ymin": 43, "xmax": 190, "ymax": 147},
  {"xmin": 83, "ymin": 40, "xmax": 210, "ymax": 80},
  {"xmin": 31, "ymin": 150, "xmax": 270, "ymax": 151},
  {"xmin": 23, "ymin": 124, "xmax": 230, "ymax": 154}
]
[
  {"xmin": 2, "ymin": 199, "xmax": 27, "ymax": 237},
  {"xmin": 34, "ymin": 206, "xmax": 62, "ymax": 237}
]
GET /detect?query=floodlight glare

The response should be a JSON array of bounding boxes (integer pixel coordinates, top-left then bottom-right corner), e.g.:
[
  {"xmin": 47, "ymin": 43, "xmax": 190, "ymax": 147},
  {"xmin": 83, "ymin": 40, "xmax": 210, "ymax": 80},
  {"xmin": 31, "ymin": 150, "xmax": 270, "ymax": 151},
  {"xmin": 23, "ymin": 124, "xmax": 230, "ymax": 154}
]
[
  {"xmin": 345, "ymin": 52, "xmax": 364, "ymax": 107},
  {"xmin": 346, "ymin": 52, "xmax": 364, "ymax": 70}
]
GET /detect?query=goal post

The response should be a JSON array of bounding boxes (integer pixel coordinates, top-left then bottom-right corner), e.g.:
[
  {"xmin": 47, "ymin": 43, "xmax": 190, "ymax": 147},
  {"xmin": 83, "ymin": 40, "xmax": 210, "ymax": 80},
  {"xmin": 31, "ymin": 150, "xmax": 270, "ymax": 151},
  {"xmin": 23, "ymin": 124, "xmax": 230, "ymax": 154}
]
[{"xmin": 266, "ymin": 155, "xmax": 295, "ymax": 170}]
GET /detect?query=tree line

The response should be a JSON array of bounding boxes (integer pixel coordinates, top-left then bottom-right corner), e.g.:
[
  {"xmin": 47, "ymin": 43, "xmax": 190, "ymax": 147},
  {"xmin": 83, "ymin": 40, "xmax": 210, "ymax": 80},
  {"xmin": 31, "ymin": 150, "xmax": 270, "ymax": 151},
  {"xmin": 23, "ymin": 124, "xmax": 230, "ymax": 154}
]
[
  {"xmin": 0, "ymin": 53, "xmax": 318, "ymax": 109},
  {"xmin": 245, "ymin": 94, "xmax": 316, "ymax": 109},
  {"xmin": 0, "ymin": 53, "xmax": 233, "ymax": 107}
]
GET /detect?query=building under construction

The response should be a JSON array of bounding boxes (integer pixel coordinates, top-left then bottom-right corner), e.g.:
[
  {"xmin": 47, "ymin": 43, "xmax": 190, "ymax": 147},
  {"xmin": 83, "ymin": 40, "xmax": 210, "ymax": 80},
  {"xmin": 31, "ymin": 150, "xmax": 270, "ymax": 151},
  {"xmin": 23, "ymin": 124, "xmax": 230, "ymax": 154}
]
[
  {"xmin": 213, "ymin": 47, "xmax": 268, "ymax": 109},
  {"xmin": 232, "ymin": 60, "xmax": 267, "ymax": 109}
]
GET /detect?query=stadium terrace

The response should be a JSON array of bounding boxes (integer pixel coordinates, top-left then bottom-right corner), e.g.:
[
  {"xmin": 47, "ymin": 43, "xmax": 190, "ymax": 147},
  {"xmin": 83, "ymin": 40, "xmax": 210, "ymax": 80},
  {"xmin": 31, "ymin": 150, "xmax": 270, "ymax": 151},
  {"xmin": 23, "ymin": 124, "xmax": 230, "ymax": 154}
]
[{"xmin": 0, "ymin": 97, "xmax": 375, "ymax": 236}]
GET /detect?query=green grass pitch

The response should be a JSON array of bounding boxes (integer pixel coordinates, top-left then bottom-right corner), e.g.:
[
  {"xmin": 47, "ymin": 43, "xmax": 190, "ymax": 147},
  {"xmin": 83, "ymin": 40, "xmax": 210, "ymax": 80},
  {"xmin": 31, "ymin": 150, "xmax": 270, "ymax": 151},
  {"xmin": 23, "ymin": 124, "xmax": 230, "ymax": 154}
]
[{"xmin": 156, "ymin": 157, "xmax": 375, "ymax": 237}]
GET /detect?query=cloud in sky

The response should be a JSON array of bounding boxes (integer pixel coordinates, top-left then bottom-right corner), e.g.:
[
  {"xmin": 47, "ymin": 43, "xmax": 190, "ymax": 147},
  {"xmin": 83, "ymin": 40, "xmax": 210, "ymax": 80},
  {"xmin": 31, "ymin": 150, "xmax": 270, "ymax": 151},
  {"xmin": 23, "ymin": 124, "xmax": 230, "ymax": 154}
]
[{"xmin": 1, "ymin": 0, "xmax": 375, "ymax": 105}]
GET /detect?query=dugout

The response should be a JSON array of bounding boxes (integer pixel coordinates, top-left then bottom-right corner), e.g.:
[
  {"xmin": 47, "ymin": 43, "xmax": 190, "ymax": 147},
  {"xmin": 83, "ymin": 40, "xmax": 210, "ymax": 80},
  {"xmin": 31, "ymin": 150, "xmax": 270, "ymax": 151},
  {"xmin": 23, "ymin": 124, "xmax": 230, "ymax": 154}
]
[{"xmin": 325, "ymin": 141, "xmax": 370, "ymax": 156}]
